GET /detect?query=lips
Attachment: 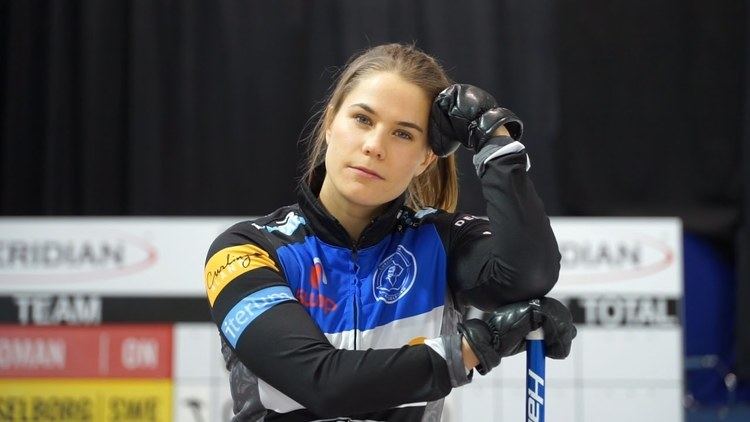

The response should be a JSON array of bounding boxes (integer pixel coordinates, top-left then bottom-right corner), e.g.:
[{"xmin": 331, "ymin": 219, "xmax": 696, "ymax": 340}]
[{"xmin": 350, "ymin": 166, "xmax": 384, "ymax": 179}]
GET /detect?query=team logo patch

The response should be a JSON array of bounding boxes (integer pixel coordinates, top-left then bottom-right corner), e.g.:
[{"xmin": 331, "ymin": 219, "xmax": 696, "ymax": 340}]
[{"xmin": 372, "ymin": 245, "xmax": 418, "ymax": 304}]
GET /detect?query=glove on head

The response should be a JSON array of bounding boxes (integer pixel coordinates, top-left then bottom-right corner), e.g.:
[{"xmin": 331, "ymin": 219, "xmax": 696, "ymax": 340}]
[{"xmin": 429, "ymin": 84, "xmax": 523, "ymax": 156}]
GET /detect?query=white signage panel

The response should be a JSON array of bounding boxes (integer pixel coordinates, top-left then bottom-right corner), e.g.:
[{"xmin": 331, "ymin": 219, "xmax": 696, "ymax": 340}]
[{"xmin": 0, "ymin": 218, "xmax": 242, "ymax": 295}]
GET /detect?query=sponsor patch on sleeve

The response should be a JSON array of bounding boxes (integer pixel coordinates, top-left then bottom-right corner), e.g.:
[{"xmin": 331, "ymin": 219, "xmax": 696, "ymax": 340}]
[
  {"xmin": 205, "ymin": 244, "xmax": 279, "ymax": 307},
  {"xmin": 221, "ymin": 285, "xmax": 296, "ymax": 347}
]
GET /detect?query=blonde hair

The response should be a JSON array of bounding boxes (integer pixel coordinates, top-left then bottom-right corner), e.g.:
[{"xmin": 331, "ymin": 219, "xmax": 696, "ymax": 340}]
[{"xmin": 302, "ymin": 43, "xmax": 459, "ymax": 212}]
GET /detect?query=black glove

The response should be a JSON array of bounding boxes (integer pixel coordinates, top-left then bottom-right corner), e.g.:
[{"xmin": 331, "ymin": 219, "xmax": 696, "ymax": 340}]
[
  {"xmin": 529, "ymin": 297, "xmax": 577, "ymax": 359},
  {"xmin": 429, "ymin": 84, "xmax": 523, "ymax": 156},
  {"xmin": 458, "ymin": 298, "xmax": 577, "ymax": 375},
  {"xmin": 457, "ymin": 319, "xmax": 500, "ymax": 375}
]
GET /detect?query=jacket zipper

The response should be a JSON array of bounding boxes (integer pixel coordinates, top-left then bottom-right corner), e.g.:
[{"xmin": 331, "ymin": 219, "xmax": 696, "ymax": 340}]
[
  {"xmin": 330, "ymin": 217, "xmax": 374, "ymax": 352},
  {"xmin": 352, "ymin": 247, "xmax": 359, "ymax": 350},
  {"xmin": 351, "ymin": 231, "xmax": 369, "ymax": 351}
]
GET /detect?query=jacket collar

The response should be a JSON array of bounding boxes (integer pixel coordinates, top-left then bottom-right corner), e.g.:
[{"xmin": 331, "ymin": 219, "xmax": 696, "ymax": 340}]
[{"xmin": 297, "ymin": 165, "xmax": 406, "ymax": 249}]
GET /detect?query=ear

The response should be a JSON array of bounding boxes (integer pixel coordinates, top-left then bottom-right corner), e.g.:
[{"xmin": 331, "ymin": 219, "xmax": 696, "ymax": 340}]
[
  {"xmin": 324, "ymin": 105, "xmax": 335, "ymax": 144},
  {"xmin": 415, "ymin": 149, "xmax": 437, "ymax": 177}
]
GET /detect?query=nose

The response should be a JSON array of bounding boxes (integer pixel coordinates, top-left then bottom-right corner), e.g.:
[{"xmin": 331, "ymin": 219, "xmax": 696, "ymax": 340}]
[{"xmin": 362, "ymin": 129, "xmax": 386, "ymax": 160}]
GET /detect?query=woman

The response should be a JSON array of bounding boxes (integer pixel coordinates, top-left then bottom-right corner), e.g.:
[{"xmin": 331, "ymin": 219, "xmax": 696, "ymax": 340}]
[{"xmin": 204, "ymin": 43, "xmax": 575, "ymax": 421}]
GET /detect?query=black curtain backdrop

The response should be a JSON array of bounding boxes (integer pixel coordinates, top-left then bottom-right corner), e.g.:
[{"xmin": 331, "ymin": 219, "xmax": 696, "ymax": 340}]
[
  {"xmin": 0, "ymin": 0, "xmax": 560, "ymax": 216},
  {"xmin": 1, "ymin": 1, "xmax": 748, "ymax": 376}
]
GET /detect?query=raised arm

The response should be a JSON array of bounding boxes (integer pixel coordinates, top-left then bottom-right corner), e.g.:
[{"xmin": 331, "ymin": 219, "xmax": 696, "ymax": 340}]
[{"xmin": 430, "ymin": 84, "xmax": 561, "ymax": 311}]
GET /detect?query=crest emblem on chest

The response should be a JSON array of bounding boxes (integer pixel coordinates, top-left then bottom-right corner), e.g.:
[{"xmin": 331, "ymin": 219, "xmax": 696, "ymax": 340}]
[{"xmin": 372, "ymin": 245, "xmax": 418, "ymax": 304}]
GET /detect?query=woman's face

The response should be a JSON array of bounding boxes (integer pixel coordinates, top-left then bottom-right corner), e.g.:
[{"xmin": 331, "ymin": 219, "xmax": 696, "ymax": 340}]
[{"xmin": 322, "ymin": 71, "xmax": 435, "ymax": 212}]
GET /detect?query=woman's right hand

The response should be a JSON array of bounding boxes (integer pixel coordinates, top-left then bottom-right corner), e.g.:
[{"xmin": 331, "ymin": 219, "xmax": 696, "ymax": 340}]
[{"xmin": 457, "ymin": 297, "xmax": 577, "ymax": 375}]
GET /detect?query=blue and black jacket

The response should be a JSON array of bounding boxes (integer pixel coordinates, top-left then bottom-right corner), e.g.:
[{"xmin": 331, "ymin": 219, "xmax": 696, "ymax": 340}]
[{"xmin": 204, "ymin": 138, "xmax": 560, "ymax": 421}]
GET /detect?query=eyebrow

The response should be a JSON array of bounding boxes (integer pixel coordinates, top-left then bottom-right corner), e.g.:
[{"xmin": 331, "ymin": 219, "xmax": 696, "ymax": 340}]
[{"xmin": 350, "ymin": 103, "xmax": 424, "ymax": 133}]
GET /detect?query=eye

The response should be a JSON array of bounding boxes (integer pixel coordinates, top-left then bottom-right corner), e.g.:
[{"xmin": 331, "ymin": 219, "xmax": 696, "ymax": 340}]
[
  {"xmin": 354, "ymin": 114, "xmax": 372, "ymax": 126},
  {"xmin": 394, "ymin": 129, "xmax": 413, "ymax": 141}
]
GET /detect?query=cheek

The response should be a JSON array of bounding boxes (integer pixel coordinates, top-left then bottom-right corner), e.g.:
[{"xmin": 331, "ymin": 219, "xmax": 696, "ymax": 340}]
[
  {"xmin": 384, "ymin": 157, "xmax": 423, "ymax": 193},
  {"xmin": 323, "ymin": 139, "xmax": 350, "ymax": 181},
  {"xmin": 398, "ymin": 148, "xmax": 430, "ymax": 175},
  {"xmin": 323, "ymin": 144, "xmax": 340, "ymax": 173},
  {"xmin": 327, "ymin": 124, "xmax": 357, "ymax": 154}
]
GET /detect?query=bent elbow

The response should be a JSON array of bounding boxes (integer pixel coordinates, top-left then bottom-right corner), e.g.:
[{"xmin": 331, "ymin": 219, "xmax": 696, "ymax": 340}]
[
  {"xmin": 521, "ymin": 259, "xmax": 559, "ymax": 298},
  {"xmin": 491, "ymin": 249, "xmax": 561, "ymax": 305},
  {"xmin": 521, "ymin": 245, "xmax": 561, "ymax": 298},
  {"xmin": 458, "ymin": 247, "xmax": 561, "ymax": 311}
]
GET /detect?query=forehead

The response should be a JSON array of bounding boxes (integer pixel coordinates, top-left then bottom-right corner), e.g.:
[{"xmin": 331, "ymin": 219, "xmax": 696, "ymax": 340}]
[{"xmin": 342, "ymin": 72, "xmax": 431, "ymax": 122}]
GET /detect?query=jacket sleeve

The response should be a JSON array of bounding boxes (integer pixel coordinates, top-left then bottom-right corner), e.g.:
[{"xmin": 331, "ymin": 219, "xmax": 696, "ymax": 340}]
[
  {"xmin": 445, "ymin": 141, "xmax": 561, "ymax": 311},
  {"xmin": 204, "ymin": 222, "xmax": 455, "ymax": 417}
]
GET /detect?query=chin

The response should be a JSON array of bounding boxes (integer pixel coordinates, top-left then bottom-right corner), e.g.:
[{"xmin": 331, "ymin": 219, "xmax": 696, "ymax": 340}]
[{"xmin": 342, "ymin": 184, "xmax": 399, "ymax": 208}]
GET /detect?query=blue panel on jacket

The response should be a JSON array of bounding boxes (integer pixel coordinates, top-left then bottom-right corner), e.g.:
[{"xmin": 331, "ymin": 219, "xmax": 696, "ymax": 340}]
[{"xmin": 275, "ymin": 224, "xmax": 447, "ymax": 334}]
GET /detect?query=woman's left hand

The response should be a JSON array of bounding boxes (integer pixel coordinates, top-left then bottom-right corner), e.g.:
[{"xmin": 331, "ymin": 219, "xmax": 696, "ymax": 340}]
[{"xmin": 428, "ymin": 84, "xmax": 523, "ymax": 155}]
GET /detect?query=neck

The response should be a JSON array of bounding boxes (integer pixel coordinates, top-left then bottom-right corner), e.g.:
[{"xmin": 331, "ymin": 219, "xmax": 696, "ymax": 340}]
[{"xmin": 318, "ymin": 177, "xmax": 384, "ymax": 242}]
